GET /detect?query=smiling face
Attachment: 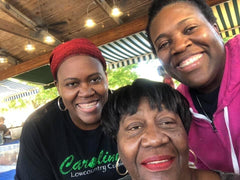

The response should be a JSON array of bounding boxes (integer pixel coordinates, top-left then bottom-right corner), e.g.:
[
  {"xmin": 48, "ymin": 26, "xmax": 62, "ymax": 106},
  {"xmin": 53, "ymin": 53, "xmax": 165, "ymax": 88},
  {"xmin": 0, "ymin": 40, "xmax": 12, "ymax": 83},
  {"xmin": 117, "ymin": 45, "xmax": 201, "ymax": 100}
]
[
  {"xmin": 56, "ymin": 55, "xmax": 108, "ymax": 130},
  {"xmin": 117, "ymin": 98, "xmax": 190, "ymax": 180},
  {"xmin": 149, "ymin": 2, "xmax": 225, "ymax": 93}
]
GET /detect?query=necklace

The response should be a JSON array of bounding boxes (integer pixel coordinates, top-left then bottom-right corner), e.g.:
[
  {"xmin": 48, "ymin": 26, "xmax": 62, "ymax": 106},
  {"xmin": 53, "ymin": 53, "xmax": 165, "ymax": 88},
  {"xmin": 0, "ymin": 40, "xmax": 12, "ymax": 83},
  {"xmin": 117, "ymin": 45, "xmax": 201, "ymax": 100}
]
[{"xmin": 195, "ymin": 95, "xmax": 211, "ymax": 121}]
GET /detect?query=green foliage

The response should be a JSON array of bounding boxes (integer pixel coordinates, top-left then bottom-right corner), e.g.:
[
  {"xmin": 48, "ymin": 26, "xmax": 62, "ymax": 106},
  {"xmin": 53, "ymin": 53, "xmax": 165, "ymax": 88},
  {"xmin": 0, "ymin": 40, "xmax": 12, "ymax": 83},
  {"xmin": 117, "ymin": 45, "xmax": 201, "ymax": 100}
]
[
  {"xmin": 107, "ymin": 64, "xmax": 139, "ymax": 90},
  {"xmin": 1, "ymin": 98, "xmax": 28, "ymax": 113},
  {"xmin": 0, "ymin": 83, "xmax": 58, "ymax": 114},
  {"xmin": 32, "ymin": 86, "xmax": 58, "ymax": 109}
]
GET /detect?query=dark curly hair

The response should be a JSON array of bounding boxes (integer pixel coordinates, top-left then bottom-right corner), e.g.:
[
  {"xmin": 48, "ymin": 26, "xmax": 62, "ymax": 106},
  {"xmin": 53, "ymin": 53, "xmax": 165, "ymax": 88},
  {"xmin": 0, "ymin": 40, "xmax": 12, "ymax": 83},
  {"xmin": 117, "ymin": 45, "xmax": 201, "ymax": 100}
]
[
  {"xmin": 101, "ymin": 78, "xmax": 192, "ymax": 140},
  {"xmin": 146, "ymin": 0, "xmax": 217, "ymax": 54}
]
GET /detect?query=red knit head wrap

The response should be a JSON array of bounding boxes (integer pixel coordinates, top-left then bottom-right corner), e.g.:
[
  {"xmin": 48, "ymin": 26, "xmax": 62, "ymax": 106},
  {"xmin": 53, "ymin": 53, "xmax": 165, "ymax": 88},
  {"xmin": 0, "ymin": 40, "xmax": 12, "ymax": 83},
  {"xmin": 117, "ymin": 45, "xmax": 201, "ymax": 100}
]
[{"xmin": 49, "ymin": 38, "xmax": 106, "ymax": 80}]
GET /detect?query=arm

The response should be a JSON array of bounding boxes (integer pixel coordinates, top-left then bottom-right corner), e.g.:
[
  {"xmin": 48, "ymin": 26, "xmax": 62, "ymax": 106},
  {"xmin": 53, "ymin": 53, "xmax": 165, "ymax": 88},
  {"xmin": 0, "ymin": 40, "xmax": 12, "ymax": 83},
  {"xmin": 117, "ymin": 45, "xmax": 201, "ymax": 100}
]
[{"xmin": 15, "ymin": 115, "xmax": 55, "ymax": 180}]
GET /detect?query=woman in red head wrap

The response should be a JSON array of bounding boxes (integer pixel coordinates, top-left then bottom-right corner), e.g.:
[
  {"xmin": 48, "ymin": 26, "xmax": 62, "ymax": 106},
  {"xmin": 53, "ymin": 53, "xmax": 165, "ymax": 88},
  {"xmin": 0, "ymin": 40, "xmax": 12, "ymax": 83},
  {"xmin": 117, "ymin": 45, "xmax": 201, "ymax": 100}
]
[{"xmin": 16, "ymin": 38, "xmax": 124, "ymax": 180}]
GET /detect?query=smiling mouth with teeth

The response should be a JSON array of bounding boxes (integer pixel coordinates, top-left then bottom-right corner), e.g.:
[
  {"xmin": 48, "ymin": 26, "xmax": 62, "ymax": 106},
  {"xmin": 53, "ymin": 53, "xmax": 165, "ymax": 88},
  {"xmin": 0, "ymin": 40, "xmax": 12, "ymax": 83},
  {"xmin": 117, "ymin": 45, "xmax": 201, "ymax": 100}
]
[
  {"xmin": 77, "ymin": 101, "xmax": 98, "ymax": 109},
  {"xmin": 178, "ymin": 54, "xmax": 203, "ymax": 68},
  {"xmin": 141, "ymin": 157, "xmax": 175, "ymax": 171},
  {"xmin": 147, "ymin": 159, "xmax": 169, "ymax": 165}
]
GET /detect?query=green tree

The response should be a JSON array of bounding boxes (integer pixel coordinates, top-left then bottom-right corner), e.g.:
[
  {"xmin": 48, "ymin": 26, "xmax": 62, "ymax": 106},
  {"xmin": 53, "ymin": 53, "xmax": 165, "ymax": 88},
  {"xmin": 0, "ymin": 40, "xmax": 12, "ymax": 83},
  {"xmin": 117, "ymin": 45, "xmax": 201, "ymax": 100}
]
[
  {"xmin": 1, "ymin": 98, "xmax": 29, "ymax": 113},
  {"xmin": 31, "ymin": 86, "xmax": 58, "ymax": 109},
  {"xmin": 107, "ymin": 64, "xmax": 139, "ymax": 90}
]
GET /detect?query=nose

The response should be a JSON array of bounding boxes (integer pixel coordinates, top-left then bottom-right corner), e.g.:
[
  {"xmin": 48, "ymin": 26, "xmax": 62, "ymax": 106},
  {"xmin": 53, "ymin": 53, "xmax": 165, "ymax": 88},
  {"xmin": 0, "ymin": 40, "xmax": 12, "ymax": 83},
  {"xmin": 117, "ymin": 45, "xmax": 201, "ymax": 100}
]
[
  {"xmin": 170, "ymin": 33, "xmax": 192, "ymax": 55},
  {"xmin": 141, "ymin": 126, "xmax": 169, "ymax": 148},
  {"xmin": 77, "ymin": 83, "xmax": 95, "ymax": 97}
]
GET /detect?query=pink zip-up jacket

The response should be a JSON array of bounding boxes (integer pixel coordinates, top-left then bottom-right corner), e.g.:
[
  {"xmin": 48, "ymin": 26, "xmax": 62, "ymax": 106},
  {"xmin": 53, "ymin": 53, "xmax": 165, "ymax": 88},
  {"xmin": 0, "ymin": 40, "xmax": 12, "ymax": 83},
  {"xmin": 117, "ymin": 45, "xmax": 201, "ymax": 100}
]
[{"xmin": 178, "ymin": 34, "xmax": 240, "ymax": 174}]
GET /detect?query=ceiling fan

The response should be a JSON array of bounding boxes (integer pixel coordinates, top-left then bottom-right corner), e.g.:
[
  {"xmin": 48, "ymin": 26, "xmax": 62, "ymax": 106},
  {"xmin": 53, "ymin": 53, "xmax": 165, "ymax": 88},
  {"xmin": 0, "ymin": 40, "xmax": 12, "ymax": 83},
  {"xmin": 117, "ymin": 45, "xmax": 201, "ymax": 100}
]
[
  {"xmin": 35, "ymin": 21, "xmax": 68, "ymax": 35},
  {"xmin": 36, "ymin": 0, "xmax": 68, "ymax": 35}
]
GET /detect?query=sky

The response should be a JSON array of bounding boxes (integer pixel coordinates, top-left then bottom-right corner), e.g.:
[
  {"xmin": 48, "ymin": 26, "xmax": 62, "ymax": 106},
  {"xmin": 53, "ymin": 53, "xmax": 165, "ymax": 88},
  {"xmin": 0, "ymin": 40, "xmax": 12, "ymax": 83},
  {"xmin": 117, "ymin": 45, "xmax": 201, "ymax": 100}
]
[{"xmin": 134, "ymin": 58, "xmax": 163, "ymax": 82}]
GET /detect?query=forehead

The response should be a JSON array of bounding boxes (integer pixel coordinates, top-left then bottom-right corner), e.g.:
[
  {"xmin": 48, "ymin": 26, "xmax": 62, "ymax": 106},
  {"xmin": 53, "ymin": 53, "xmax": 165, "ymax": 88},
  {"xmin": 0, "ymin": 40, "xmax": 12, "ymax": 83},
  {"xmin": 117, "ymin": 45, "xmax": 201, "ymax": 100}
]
[
  {"xmin": 151, "ymin": 2, "xmax": 204, "ymax": 29},
  {"xmin": 150, "ymin": 2, "xmax": 207, "ymax": 41},
  {"xmin": 57, "ymin": 55, "xmax": 104, "ymax": 77},
  {"xmin": 160, "ymin": 2, "xmax": 201, "ymax": 16},
  {"xmin": 133, "ymin": 98, "xmax": 176, "ymax": 117}
]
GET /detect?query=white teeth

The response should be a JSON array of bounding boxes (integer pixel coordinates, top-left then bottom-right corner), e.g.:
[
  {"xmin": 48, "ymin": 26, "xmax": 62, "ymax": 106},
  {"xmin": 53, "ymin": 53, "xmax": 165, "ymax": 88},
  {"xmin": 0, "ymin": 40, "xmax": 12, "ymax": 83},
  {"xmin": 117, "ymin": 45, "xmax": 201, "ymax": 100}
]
[
  {"xmin": 179, "ymin": 54, "xmax": 203, "ymax": 68},
  {"xmin": 78, "ymin": 101, "xmax": 97, "ymax": 109},
  {"xmin": 147, "ymin": 159, "xmax": 168, "ymax": 165}
]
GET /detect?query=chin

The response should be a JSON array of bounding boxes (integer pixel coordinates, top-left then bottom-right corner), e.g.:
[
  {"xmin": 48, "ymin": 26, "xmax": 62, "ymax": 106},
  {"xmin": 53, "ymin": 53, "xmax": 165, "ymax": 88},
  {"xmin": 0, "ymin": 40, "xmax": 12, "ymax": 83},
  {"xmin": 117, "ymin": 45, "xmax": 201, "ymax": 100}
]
[
  {"xmin": 133, "ymin": 173, "xmax": 176, "ymax": 180},
  {"xmin": 82, "ymin": 116, "xmax": 100, "ymax": 124}
]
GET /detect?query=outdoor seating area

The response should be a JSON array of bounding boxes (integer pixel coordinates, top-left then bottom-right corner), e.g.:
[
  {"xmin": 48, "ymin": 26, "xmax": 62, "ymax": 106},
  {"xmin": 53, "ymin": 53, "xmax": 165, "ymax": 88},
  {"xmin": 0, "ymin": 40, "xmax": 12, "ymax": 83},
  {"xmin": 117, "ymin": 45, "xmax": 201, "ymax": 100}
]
[
  {"xmin": 0, "ymin": 139, "xmax": 19, "ymax": 180},
  {"xmin": 0, "ymin": 0, "xmax": 240, "ymax": 179}
]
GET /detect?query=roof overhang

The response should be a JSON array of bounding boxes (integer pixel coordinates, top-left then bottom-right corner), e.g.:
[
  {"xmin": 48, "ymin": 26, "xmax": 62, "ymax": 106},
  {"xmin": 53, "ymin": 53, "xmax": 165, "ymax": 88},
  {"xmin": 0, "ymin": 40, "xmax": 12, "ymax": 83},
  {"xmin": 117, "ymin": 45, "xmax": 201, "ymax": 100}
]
[{"xmin": 5, "ymin": 0, "xmax": 240, "ymax": 87}]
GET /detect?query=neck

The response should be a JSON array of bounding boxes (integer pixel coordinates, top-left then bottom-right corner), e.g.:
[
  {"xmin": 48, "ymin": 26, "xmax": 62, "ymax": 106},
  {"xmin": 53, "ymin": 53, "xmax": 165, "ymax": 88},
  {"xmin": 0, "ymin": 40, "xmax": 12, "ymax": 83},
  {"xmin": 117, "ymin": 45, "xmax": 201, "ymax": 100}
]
[
  {"xmin": 69, "ymin": 113, "xmax": 100, "ymax": 130},
  {"xmin": 196, "ymin": 59, "xmax": 225, "ymax": 94}
]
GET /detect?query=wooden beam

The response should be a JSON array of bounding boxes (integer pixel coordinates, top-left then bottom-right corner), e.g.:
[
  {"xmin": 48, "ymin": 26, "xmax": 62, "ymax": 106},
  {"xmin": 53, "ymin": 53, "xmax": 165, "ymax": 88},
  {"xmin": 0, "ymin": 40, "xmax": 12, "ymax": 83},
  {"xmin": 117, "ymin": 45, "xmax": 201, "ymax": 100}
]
[
  {"xmin": 0, "ymin": 18, "xmax": 60, "ymax": 46},
  {"xmin": 0, "ymin": 52, "xmax": 51, "ymax": 81},
  {"xmin": 94, "ymin": 0, "xmax": 123, "ymax": 25},
  {"xmin": 0, "ymin": 0, "xmax": 37, "ymax": 30},
  {"xmin": 206, "ymin": 0, "xmax": 229, "ymax": 6},
  {"xmin": 0, "ymin": 0, "xmax": 61, "ymax": 45},
  {"xmin": 0, "ymin": 49, "xmax": 18, "ymax": 65},
  {"xmin": 89, "ymin": 15, "xmax": 148, "ymax": 46},
  {"xmin": 0, "ymin": 15, "xmax": 147, "ymax": 81}
]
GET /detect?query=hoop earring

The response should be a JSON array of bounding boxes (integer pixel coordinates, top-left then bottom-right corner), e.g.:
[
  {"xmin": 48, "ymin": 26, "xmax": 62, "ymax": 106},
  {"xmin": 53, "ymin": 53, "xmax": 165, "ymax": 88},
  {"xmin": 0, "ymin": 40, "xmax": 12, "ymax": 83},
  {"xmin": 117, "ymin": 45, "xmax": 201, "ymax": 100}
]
[
  {"xmin": 189, "ymin": 149, "xmax": 198, "ymax": 168},
  {"xmin": 116, "ymin": 157, "xmax": 128, "ymax": 176},
  {"xmin": 57, "ymin": 97, "xmax": 67, "ymax": 111}
]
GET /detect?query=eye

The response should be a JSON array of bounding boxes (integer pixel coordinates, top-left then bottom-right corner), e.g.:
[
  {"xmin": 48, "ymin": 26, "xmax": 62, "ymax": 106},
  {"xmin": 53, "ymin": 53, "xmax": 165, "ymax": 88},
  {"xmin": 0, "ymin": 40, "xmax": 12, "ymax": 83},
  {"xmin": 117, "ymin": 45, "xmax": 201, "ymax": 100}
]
[
  {"xmin": 129, "ymin": 125, "xmax": 142, "ymax": 131},
  {"xmin": 157, "ymin": 40, "xmax": 170, "ymax": 52},
  {"xmin": 90, "ymin": 76, "xmax": 102, "ymax": 84},
  {"xmin": 161, "ymin": 121, "xmax": 175, "ymax": 126},
  {"xmin": 158, "ymin": 117, "xmax": 177, "ymax": 128},
  {"xmin": 126, "ymin": 122, "xmax": 143, "ymax": 132},
  {"xmin": 66, "ymin": 81, "xmax": 79, "ymax": 87},
  {"xmin": 184, "ymin": 25, "xmax": 197, "ymax": 34}
]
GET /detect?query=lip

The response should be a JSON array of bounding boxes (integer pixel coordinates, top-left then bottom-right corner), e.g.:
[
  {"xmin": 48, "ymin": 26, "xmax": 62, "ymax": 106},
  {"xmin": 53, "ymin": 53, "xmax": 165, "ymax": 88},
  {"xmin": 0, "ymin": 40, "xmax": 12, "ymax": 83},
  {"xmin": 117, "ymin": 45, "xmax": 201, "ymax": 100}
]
[
  {"xmin": 174, "ymin": 53, "xmax": 203, "ymax": 72},
  {"xmin": 76, "ymin": 100, "xmax": 99, "ymax": 113},
  {"xmin": 141, "ymin": 155, "xmax": 175, "ymax": 172}
]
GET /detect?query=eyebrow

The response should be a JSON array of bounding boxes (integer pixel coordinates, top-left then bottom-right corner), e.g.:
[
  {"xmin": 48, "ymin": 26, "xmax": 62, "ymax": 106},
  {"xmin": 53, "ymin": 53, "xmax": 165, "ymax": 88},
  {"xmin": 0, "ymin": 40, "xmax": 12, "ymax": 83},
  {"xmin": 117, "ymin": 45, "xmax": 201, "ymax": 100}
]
[
  {"xmin": 153, "ymin": 17, "xmax": 193, "ymax": 45},
  {"xmin": 63, "ymin": 72, "xmax": 102, "ymax": 82}
]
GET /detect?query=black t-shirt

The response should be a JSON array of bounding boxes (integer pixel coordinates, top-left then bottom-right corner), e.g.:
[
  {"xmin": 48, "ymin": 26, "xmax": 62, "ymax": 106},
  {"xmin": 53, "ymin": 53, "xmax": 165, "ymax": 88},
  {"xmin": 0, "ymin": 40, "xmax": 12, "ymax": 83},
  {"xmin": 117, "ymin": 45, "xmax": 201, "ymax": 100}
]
[
  {"xmin": 15, "ymin": 98, "xmax": 123, "ymax": 180},
  {"xmin": 190, "ymin": 87, "xmax": 219, "ymax": 121}
]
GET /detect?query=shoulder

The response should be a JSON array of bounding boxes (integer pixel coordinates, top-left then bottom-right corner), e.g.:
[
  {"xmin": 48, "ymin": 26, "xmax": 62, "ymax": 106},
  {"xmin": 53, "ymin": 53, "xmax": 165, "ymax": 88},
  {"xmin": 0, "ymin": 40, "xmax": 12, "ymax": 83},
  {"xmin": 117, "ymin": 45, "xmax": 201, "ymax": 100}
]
[
  {"xmin": 218, "ymin": 171, "xmax": 240, "ymax": 180},
  {"xmin": 21, "ymin": 97, "xmax": 65, "ymax": 137},
  {"xmin": 118, "ymin": 175, "xmax": 131, "ymax": 180},
  {"xmin": 194, "ymin": 169, "xmax": 240, "ymax": 180},
  {"xmin": 177, "ymin": 83, "xmax": 187, "ymax": 92},
  {"xmin": 24, "ymin": 97, "xmax": 60, "ymax": 125},
  {"xmin": 194, "ymin": 169, "xmax": 221, "ymax": 180},
  {"xmin": 177, "ymin": 83, "xmax": 191, "ymax": 98},
  {"xmin": 225, "ymin": 34, "xmax": 240, "ymax": 51}
]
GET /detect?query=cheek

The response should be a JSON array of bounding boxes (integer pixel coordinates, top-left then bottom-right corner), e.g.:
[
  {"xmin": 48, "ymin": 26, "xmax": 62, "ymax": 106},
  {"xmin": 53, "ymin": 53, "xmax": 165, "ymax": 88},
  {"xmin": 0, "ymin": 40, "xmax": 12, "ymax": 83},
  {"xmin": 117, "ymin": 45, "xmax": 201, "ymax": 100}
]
[
  {"xmin": 60, "ymin": 89, "xmax": 78, "ymax": 105},
  {"xmin": 96, "ymin": 83, "xmax": 108, "ymax": 102},
  {"xmin": 117, "ymin": 134, "xmax": 139, "ymax": 173},
  {"xmin": 173, "ymin": 131, "xmax": 189, "ymax": 161},
  {"xmin": 157, "ymin": 52, "xmax": 171, "ymax": 66}
]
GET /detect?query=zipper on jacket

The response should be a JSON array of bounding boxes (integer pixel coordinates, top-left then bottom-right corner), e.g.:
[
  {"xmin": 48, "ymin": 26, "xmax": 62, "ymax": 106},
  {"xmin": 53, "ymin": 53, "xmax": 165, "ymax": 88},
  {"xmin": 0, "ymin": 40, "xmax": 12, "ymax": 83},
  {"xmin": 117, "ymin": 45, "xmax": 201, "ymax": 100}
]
[
  {"xmin": 211, "ymin": 121, "xmax": 217, "ymax": 132},
  {"xmin": 190, "ymin": 108, "xmax": 217, "ymax": 132}
]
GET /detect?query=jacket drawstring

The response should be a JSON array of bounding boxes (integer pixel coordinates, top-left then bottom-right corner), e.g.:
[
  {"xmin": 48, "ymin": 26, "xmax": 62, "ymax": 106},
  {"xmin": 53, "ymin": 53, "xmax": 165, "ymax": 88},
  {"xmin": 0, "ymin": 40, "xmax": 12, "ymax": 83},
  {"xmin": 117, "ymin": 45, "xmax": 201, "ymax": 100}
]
[{"xmin": 224, "ymin": 106, "xmax": 240, "ymax": 174}]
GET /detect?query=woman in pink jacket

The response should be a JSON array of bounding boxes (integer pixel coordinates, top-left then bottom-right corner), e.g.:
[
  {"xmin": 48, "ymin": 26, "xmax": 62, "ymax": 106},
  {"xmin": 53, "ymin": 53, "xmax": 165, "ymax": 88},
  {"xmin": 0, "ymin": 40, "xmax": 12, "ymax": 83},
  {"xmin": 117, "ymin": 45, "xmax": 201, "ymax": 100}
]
[{"xmin": 146, "ymin": 0, "xmax": 240, "ymax": 174}]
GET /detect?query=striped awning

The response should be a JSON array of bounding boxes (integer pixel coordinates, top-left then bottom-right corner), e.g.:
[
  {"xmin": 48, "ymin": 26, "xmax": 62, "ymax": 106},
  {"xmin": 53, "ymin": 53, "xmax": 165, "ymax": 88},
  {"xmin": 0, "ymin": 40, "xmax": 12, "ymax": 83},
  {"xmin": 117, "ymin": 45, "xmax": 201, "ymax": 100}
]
[
  {"xmin": 99, "ymin": 31, "xmax": 157, "ymax": 70},
  {"xmin": 212, "ymin": 0, "xmax": 240, "ymax": 38},
  {"xmin": 100, "ymin": 0, "xmax": 240, "ymax": 69},
  {"xmin": 0, "ymin": 79, "xmax": 39, "ymax": 101}
]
